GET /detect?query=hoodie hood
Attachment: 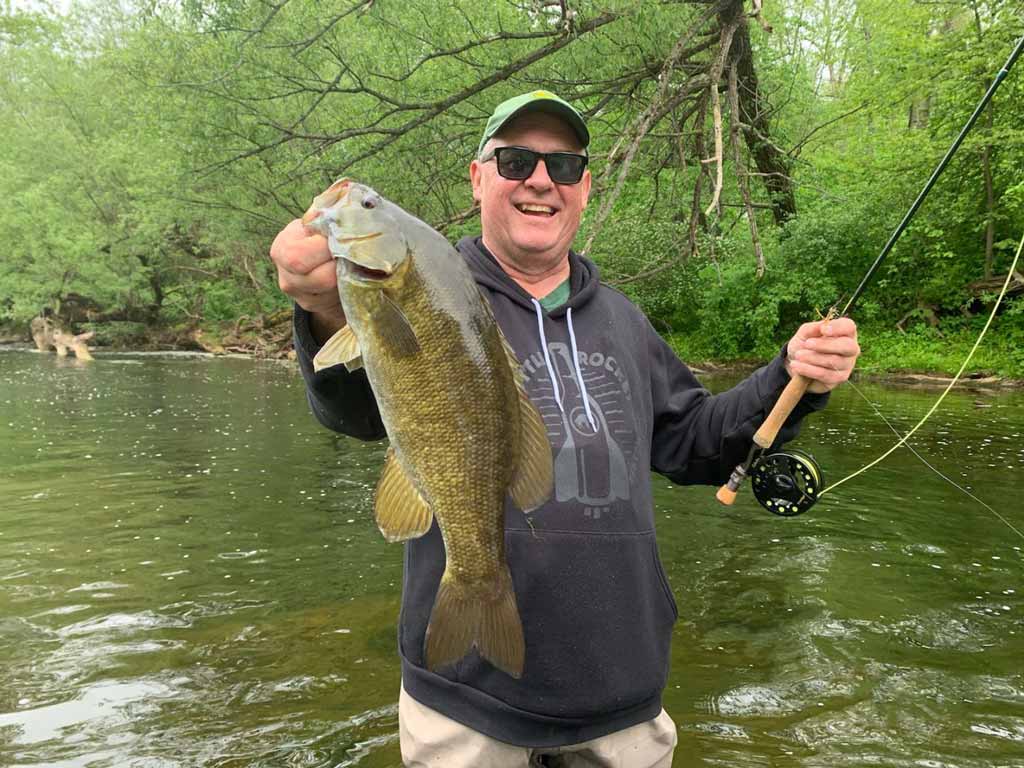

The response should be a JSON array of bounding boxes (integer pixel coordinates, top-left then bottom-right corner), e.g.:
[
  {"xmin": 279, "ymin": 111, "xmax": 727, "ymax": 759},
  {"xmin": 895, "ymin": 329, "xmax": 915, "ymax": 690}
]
[{"xmin": 456, "ymin": 235, "xmax": 600, "ymax": 317}]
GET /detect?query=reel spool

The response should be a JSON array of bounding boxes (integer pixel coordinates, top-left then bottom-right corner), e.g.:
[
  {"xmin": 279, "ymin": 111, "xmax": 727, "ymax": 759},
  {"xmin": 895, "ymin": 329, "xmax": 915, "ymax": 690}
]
[{"xmin": 750, "ymin": 448, "xmax": 823, "ymax": 516}]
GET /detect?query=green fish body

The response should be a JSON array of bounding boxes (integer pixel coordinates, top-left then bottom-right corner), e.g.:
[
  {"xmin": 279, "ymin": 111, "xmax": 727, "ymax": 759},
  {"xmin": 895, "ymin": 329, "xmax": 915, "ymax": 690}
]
[{"xmin": 303, "ymin": 179, "xmax": 552, "ymax": 678}]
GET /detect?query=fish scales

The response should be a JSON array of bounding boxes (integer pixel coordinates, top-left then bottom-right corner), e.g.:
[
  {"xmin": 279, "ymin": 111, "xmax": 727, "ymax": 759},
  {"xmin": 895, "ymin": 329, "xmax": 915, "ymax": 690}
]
[
  {"xmin": 303, "ymin": 179, "xmax": 552, "ymax": 678},
  {"xmin": 367, "ymin": 264, "xmax": 517, "ymax": 584}
]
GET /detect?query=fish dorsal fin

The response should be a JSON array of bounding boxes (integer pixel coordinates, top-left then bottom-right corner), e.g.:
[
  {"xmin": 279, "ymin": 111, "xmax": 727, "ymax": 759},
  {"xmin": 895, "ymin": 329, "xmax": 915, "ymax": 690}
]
[
  {"xmin": 313, "ymin": 325, "xmax": 362, "ymax": 372},
  {"xmin": 502, "ymin": 335, "xmax": 553, "ymax": 512},
  {"xmin": 376, "ymin": 292, "xmax": 420, "ymax": 358},
  {"xmin": 375, "ymin": 447, "xmax": 433, "ymax": 542}
]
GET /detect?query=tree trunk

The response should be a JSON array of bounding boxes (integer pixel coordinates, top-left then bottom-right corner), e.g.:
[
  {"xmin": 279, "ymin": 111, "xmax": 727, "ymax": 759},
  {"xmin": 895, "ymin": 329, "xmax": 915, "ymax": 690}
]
[{"xmin": 719, "ymin": 0, "xmax": 798, "ymax": 224}]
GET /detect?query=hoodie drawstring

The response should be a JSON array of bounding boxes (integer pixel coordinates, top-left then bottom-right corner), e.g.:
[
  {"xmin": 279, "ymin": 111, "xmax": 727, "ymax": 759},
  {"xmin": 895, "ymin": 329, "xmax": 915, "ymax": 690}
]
[
  {"xmin": 531, "ymin": 298, "xmax": 562, "ymax": 413},
  {"xmin": 530, "ymin": 299, "xmax": 597, "ymax": 433},
  {"xmin": 566, "ymin": 307, "xmax": 598, "ymax": 433}
]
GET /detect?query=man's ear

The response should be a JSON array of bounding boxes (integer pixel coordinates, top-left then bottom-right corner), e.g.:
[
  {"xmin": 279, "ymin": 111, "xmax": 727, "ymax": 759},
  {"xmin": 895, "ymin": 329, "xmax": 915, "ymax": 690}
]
[
  {"xmin": 580, "ymin": 167, "xmax": 592, "ymax": 210},
  {"xmin": 469, "ymin": 159, "xmax": 483, "ymax": 203}
]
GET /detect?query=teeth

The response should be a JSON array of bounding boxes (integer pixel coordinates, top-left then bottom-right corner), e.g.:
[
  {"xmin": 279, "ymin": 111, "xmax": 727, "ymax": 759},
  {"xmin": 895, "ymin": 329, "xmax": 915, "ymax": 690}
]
[{"xmin": 517, "ymin": 204, "xmax": 555, "ymax": 214}]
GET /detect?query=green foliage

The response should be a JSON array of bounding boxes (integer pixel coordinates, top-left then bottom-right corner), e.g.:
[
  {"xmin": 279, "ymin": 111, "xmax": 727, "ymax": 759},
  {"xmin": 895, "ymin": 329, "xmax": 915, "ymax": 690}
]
[
  {"xmin": 858, "ymin": 314, "xmax": 1024, "ymax": 379},
  {"xmin": 0, "ymin": 0, "xmax": 1022, "ymax": 378}
]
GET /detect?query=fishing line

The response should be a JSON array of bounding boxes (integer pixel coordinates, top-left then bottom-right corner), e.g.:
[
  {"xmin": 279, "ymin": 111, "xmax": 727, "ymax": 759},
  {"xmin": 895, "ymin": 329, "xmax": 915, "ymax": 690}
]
[
  {"xmin": 838, "ymin": 374, "xmax": 1024, "ymax": 541},
  {"xmin": 818, "ymin": 231, "xmax": 1024, "ymax": 541}
]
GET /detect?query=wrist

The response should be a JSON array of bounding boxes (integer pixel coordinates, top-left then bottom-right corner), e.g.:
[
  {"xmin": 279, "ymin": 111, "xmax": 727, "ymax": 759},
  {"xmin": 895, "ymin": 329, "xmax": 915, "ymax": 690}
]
[{"xmin": 310, "ymin": 307, "xmax": 346, "ymax": 345}]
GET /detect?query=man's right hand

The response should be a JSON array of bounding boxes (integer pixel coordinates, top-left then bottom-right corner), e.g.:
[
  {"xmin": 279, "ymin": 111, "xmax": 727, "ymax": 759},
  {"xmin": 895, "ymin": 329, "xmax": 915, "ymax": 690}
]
[{"xmin": 270, "ymin": 219, "xmax": 346, "ymax": 344}]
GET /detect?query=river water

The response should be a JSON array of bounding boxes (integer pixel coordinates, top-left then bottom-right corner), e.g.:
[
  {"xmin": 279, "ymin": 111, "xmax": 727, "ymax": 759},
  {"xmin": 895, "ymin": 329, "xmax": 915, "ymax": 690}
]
[{"xmin": 1, "ymin": 349, "xmax": 1021, "ymax": 767}]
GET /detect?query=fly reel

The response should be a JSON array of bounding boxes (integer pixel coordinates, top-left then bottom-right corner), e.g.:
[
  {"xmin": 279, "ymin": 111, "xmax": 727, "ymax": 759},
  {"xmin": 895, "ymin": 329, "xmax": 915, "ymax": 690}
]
[{"xmin": 749, "ymin": 448, "xmax": 822, "ymax": 516}]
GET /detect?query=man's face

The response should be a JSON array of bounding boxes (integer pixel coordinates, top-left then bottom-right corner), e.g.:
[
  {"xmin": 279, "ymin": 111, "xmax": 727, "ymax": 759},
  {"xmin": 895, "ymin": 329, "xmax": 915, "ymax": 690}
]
[{"xmin": 469, "ymin": 112, "xmax": 591, "ymax": 274}]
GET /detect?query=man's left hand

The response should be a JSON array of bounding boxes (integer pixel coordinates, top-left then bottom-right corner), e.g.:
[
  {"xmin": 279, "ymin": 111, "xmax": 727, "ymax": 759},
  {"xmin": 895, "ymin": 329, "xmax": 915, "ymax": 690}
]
[{"xmin": 785, "ymin": 317, "xmax": 860, "ymax": 394}]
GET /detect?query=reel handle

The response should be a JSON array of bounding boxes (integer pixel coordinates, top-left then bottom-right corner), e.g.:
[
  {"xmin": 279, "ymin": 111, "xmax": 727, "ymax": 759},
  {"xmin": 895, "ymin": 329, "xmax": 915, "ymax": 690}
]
[
  {"xmin": 754, "ymin": 373, "xmax": 811, "ymax": 449},
  {"xmin": 716, "ymin": 372, "xmax": 812, "ymax": 506}
]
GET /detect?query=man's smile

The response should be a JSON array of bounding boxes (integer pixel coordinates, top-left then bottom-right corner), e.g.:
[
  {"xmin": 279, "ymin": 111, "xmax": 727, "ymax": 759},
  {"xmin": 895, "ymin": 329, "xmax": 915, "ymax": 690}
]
[{"xmin": 514, "ymin": 203, "xmax": 557, "ymax": 217}]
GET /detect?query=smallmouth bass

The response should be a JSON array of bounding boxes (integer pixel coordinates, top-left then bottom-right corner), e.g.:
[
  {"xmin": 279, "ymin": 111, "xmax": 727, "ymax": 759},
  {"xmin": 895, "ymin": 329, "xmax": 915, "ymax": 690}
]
[{"xmin": 302, "ymin": 179, "xmax": 553, "ymax": 678}]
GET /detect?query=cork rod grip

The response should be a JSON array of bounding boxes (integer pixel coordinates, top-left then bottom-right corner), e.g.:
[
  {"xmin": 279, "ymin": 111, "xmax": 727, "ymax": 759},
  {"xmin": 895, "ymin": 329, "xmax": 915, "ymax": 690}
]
[{"xmin": 753, "ymin": 374, "xmax": 811, "ymax": 449}]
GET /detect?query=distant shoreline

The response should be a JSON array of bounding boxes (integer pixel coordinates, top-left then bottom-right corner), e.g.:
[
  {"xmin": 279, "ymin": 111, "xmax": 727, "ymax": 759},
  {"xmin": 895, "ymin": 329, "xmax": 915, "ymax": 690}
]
[
  {"xmin": 691, "ymin": 359, "xmax": 1024, "ymax": 389},
  {"xmin": 5, "ymin": 341, "xmax": 1021, "ymax": 388}
]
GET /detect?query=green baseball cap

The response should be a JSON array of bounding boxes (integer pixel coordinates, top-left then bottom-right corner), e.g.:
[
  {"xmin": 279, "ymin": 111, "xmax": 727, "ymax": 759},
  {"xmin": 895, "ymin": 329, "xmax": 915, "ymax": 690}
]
[{"xmin": 477, "ymin": 90, "xmax": 590, "ymax": 156}]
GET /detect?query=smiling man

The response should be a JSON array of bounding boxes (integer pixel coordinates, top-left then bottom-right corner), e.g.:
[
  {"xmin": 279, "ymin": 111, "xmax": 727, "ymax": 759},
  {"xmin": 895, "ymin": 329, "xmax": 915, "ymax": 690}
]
[
  {"xmin": 270, "ymin": 91, "xmax": 860, "ymax": 767},
  {"xmin": 469, "ymin": 97, "xmax": 592, "ymax": 302}
]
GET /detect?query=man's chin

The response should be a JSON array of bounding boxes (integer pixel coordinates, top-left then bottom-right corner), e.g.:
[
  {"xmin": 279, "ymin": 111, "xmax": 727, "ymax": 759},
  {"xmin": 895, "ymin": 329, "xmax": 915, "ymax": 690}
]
[
  {"xmin": 499, "ymin": 241, "xmax": 574, "ymax": 273},
  {"xmin": 510, "ymin": 225, "xmax": 567, "ymax": 249},
  {"xmin": 510, "ymin": 239, "xmax": 565, "ymax": 258}
]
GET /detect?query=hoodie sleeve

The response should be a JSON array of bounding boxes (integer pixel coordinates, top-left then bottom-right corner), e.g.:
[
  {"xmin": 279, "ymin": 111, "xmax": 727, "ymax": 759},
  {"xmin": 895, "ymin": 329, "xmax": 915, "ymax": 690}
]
[
  {"xmin": 293, "ymin": 305, "xmax": 386, "ymax": 441},
  {"xmin": 647, "ymin": 324, "xmax": 828, "ymax": 486}
]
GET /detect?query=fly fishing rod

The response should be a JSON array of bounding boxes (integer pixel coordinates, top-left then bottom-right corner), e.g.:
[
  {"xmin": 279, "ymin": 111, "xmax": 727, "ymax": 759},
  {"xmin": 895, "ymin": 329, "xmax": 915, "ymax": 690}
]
[{"xmin": 717, "ymin": 33, "xmax": 1024, "ymax": 516}]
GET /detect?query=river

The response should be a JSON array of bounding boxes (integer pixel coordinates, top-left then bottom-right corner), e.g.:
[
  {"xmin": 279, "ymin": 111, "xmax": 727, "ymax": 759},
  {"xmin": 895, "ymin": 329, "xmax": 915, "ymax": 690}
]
[{"xmin": 1, "ymin": 349, "xmax": 1021, "ymax": 767}]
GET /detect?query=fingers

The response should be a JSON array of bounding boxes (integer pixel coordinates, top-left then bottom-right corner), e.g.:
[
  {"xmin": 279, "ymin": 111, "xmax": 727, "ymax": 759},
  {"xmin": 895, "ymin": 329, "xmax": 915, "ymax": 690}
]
[
  {"xmin": 790, "ymin": 347, "xmax": 857, "ymax": 373},
  {"xmin": 786, "ymin": 317, "xmax": 861, "ymax": 392},
  {"xmin": 270, "ymin": 218, "xmax": 340, "ymax": 314},
  {"xmin": 279, "ymin": 259, "xmax": 343, "ymax": 314},
  {"xmin": 796, "ymin": 316, "xmax": 857, "ymax": 341},
  {"xmin": 270, "ymin": 219, "xmax": 331, "ymax": 276},
  {"xmin": 787, "ymin": 357, "xmax": 852, "ymax": 389},
  {"xmin": 801, "ymin": 334, "xmax": 861, "ymax": 358}
]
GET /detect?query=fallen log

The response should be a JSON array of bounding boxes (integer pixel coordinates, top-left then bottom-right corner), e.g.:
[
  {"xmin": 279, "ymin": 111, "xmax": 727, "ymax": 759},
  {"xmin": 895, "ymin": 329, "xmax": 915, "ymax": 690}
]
[
  {"xmin": 52, "ymin": 330, "xmax": 95, "ymax": 361},
  {"xmin": 30, "ymin": 316, "xmax": 95, "ymax": 361},
  {"xmin": 967, "ymin": 270, "xmax": 1024, "ymax": 298}
]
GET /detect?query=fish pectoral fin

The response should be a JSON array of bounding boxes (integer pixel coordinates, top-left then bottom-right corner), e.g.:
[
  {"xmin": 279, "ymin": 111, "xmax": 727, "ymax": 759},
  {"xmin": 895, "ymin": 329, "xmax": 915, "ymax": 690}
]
[
  {"xmin": 425, "ymin": 566, "xmax": 524, "ymax": 679},
  {"xmin": 509, "ymin": 386, "xmax": 554, "ymax": 513},
  {"xmin": 375, "ymin": 448, "xmax": 432, "ymax": 542},
  {"xmin": 375, "ymin": 293, "xmax": 420, "ymax": 358},
  {"xmin": 313, "ymin": 325, "xmax": 362, "ymax": 372}
]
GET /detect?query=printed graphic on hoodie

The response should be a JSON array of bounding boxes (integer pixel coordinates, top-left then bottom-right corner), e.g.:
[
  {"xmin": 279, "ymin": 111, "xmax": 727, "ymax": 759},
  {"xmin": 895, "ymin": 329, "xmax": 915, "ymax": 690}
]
[{"xmin": 520, "ymin": 341, "xmax": 639, "ymax": 521}]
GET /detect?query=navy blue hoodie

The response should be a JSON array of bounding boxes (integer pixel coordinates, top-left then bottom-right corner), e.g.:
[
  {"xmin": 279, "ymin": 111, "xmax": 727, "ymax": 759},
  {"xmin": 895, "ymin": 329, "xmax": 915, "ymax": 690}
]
[{"xmin": 293, "ymin": 236, "xmax": 827, "ymax": 747}]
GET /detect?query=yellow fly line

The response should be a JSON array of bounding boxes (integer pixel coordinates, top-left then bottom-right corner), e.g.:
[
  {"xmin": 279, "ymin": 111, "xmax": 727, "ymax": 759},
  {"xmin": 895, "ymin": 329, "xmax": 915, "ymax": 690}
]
[{"xmin": 820, "ymin": 230, "xmax": 1024, "ymax": 502}]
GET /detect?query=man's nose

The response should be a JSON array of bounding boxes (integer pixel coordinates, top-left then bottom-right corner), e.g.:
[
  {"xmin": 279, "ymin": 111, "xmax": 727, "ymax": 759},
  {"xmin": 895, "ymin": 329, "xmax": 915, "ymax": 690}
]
[{"xmin": 524, "ymin": 158, "xmax": 553, "ymax": 189}]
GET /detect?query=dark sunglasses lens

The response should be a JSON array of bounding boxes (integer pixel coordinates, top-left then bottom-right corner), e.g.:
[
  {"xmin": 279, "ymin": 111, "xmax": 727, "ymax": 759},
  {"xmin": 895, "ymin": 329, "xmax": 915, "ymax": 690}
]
[
  {"xmin": 546, "ymin": 153, "xmax": 586, "ymax": 184},
  {"xmin": 494, "ymin": 148, "xmax": 586, "ymax": 184},
  {"xmin": 496, "ymin": 148, "xmax": 537, "ymax": 179}
]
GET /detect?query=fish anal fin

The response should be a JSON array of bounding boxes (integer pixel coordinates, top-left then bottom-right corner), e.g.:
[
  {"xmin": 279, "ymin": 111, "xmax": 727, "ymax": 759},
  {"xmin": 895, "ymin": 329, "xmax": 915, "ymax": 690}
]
[
  {"xmin": 509, "ymin": 386, "xmax": 553, "ymax": 513},
  {"xmin": 425, "ymin": 567, "xmax": 524, "ymax": 679},
  {"xmin": 313, "ymin": 325, "xmax": 362, "ymax": 372},
  {"xmin": 375, "ymin": 448, "xmax": 432, "ymax": 542},
  {"xmin": 375, "ymin": 293, "xmax": 420, "ymax": 358}
]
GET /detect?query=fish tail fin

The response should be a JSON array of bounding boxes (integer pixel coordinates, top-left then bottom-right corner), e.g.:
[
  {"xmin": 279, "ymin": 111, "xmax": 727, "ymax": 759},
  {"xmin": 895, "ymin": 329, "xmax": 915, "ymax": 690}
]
[{"xmin": 424, "ymin": 566, "xmax": 524, "ymax": 679}]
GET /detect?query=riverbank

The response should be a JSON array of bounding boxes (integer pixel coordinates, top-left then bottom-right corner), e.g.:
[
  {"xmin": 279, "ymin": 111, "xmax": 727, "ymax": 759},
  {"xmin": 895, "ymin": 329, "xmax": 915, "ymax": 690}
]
[
  {"xmin": 5, "ymin": 346, "xmax": 1021, "ymax": 391},
  {"xmin": 5, "ymin": 315, "xmax": 1022, "ymax": 387},
  {"xmin": 685, "ymin": 358, "xmax": 1024, "ymax": 389},
  {"xmin": 0, "ymin": 311, "xmax": 296, "ymax": 360},
  {"xmin": 671, "ymin": 323, "xmax": 1024, "ymax": 388}
]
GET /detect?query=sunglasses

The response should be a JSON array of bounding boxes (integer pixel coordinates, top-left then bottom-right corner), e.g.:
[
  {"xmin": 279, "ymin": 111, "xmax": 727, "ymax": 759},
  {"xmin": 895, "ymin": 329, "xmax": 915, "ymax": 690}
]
[{"xmin": 480, "ymin": 146, "xmax": 588, "ymax": 185}]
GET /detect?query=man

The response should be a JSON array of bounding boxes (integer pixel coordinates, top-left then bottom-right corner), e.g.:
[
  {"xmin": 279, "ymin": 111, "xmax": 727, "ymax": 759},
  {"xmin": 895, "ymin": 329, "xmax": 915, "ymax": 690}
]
[{"xmin": 270, "ymin": 91, "xmax": 860, "ymax": 767}]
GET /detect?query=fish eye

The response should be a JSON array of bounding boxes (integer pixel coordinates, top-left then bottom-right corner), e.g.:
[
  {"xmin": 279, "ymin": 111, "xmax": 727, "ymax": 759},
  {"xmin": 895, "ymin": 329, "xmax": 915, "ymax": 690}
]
[{"xmin": 361, "ymin": 194, "xmax": 379, "ymax": 210}]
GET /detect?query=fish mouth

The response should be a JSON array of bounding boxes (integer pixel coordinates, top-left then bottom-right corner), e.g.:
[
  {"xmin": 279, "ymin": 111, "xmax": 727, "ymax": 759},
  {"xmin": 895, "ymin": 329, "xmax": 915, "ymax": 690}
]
[
  {"xmin": 337, "ymin": 242, "xmax": 392, "ymax": 282},
  {"xmin": 344, "ymin": 259, "xmax": 391, "ymax": 281},
  {"xmin": 302, "ymin": 179, "xmax": 352, "ymax": 226}
]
